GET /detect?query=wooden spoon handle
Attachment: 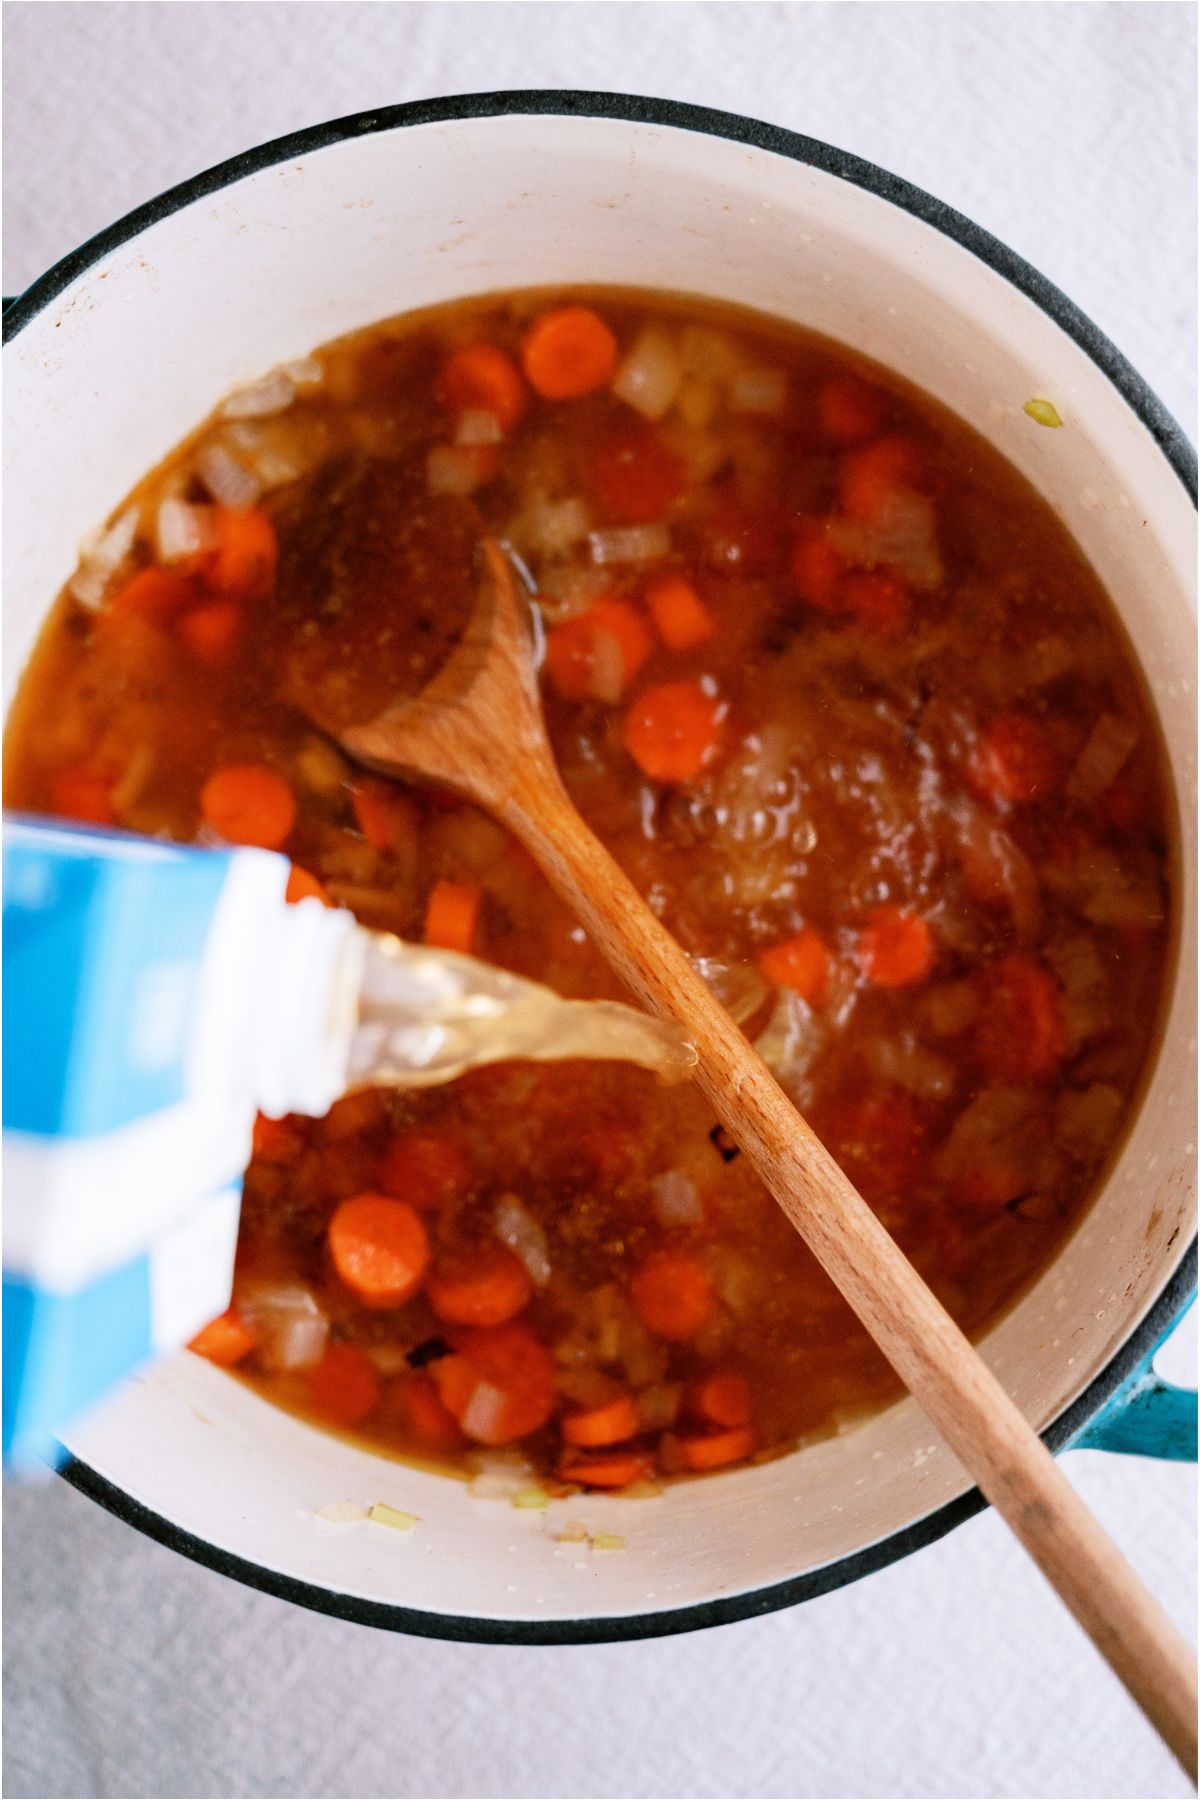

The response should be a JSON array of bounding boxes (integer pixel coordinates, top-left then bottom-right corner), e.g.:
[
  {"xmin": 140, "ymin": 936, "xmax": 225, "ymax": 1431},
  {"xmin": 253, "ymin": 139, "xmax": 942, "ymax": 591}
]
[{"xmin": 500, "ymin": 765, "xmax": 1198, "ymax": 1777}]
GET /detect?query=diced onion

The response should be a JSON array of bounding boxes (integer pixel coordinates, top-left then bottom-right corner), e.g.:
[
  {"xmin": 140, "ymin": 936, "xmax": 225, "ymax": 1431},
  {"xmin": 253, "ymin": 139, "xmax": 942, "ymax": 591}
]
[
  {"xmin": 1065, "ymin": 714, "xmax": 1138, "ymax": 804},
  {"xmin": 281, "ymin": 356, "xmax": 323, "ymax": 389},
  {"xmin": 589, "ymin": 524, "xmax": 670, "ymax": 565},
  {"xmin": 426, "ymin": 445, "xmax": 488, "ymax": 497},
  {"xmin": 521, "ymin": 494, "xmax": 592, "ymax": 560},
  {"xmin": 691, "ymin": 956, "xmax": 769, "ymax": 1025},
  {"xmin": 679, "ymin": 326, "xmax": 745, "ymax": 382},
  {"xmin": 535, "ymin": 561, "xmax": 609, "ymax": 623},
  {"xmin": 675, "ymin": 375, "xmax": 721, "ymax": 431},
  {"xmin": 454, "ymin": 408, "xmax": 503, "ymax": 447},
  {"xmin": 316, "ymin": 1502, "xmax": 369, "ymax": 1525},
  {"xmin": 589, "ymin": 628, "xmax": 625, "ymax": 704},
  {"xmin": 865, "ymin": 1033, "xmax": 956, "ymax": 1099},
  {"xmin": 221, "ymin": 367, "xmax": 296, "ymax": 419},
  {"xmin": 461, "ymin": 1380, "xmax": 508, "ymax": 1441},
  {"xmin": 729, "ymin": 368, "xmax": 787, "ymax": 415},
  {"xmin": 650, "ymin": 1170, "xmax": 704, "ymax": 1226},
  {"xmin": 70, "ymin": 507, "xmax": 139, "ymax": 609},
  {"xmin": 612, "ymin": 327, "xmax": 683, "ymax": 421},
  {"xmin": 156, "ymin": 498, "xmax": 219, "ymax": 563},
  {"xmin": 239, "ymin": 1280, "xmax": 328, "ymax": 1372},
  {"xmin": 636, "ymin": 1381, "xmax": 683, "ymax": 1431},
  {"xmin": 196, "ymin": 439, "xmax": 262, "ymax": 510},
  {"xmin": 827, "ymin": 489, "xmax": 943, "ymax": 590},
  {"xmin": 468, "ymin": 1452, "xmax": 533, "ymax": 1501},
  {"xmin": 494, "ymin": 1194, "xmax": 552, "ymax": 1286}
]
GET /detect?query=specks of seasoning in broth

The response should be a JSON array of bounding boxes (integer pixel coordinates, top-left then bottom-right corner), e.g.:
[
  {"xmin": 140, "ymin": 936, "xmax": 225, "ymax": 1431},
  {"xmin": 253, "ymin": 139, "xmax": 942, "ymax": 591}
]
[{"xmin": 4, "ymin": 287, "xmax": 1171, "ymax": 1493}]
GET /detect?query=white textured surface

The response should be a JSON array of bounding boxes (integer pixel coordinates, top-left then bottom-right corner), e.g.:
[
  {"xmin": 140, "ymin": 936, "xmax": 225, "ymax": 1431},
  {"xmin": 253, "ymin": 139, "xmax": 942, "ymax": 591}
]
[{"xmin": 2, "ymin": 5, "xmax": 1195, "ymax": 1798}]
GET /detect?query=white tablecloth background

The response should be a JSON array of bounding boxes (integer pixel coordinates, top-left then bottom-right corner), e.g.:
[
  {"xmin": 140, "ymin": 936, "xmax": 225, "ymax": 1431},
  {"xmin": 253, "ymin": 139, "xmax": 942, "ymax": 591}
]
[{"xmin": 3, "ymin": 6, "xmax": 1195, "ymax": 1797}]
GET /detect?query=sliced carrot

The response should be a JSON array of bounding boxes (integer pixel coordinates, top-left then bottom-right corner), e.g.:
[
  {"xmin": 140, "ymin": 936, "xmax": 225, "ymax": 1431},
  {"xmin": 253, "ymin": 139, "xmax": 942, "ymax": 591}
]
[
  {"xmin": 327, "ymin": 1193, "xmax": 430, "ymax": 1308},
  {"xmin": 377, "ymin": 1129, "xmax": 473, "ymax": 1211},
  {"xmin": 423, "ymin": 877, "xmax": 483, "ymax": 954},
  {"xmin": 46, "ymin": 763, "xmax": 116, "ymax": 826},
  {"xmin": 188, "ymin": 1307, "xmax": 257, "ymax": 1367},
  {"xmin": 285, "ymin": 864, "xmax": 330, "ymax": 906},
  {"xmin": 557, "ymin": 1447, "xmax": 653, "ymax": 1489},
  {"xmin": 589, "ymin": 424, "xmax": 687, "ymax": 525},
  {"xmin": 432, "ymin": 1322, "xmax": 557, "ymax": 1445},
  {"xmin": 200, "ymin": 763, "xmax": 296, "ymax": 849},
  {"xmin": 757, "ymin": 927, "xmax": 831, "ymax": 1004},
  {"xmin": 623, "ymin": 680, "xmax": 724, "ymax": 783},
  {"xmin": 975, "ymin": 955, "xmax": 1065, "ymax": 1082},
  {"xmin": 427, "ymin": 1244, "xmax": 532, "ymax": 1328},
  {"xmin": 177, "ymin": 599, "xmax": 243, "ymax": 667},
  {"xmin": 968, "ymin": 715, "xmax": 1060, "ymax": 806},
  {"xmin": 857, "ymin": 906, "xmax": 934, "ymax": 988},
  {"xmin": 107, "ymin": 565, "xmax": 196, "ymax": 624},
  {"xmin": 401, "ymin": 1373, "xmax": 465, "ymax": 1451},
  {"xmin": 351, "ymin": 777, "xmax": 418, "ymax": 855},
  {"xmin": 206, "ymin": 506, "xmax": 278, "ymax": 600},
  {"xmin": 560, "ymin": 1389, "xmax": 640, "ymax": 1448},
  {"xmin": 521, "ymin": 304, "xmax": 618, "ymax": 400},
  {"xmin": 544, "ymin": 599, "xmax": 653, "ymax": 703},
  {"xmin": 442, "ymin": 343, "xmax": 527, "ymax": 432},
  {"xmin": 689, "ymin": 1369, "xmax": 752, "ymax": 1429},
  {"xmin": 837, "ymin": 568, "xmax": 911, "ymax": 637},
  {"xmin": 645, "ymin": 572, "xmax": 715, "ymax": 651},
  {"xmin": 308, "ymin": 1341, "xmax": 380, "ymax": 1427},
  {"xmin": 825, "ymin": 1090, "xmax": 927, "ymax": 1202},
  {"xmin": 630, "ymin": 1246, "xmax": 714, "ymax": 1342},
  {"xmin": 677, "ymin": 1425, "xmax": 757, "ymax": 1471},
  {"xmin": 838, "ymin": 434, "xmax": 924, "ymax": 521},
  {"xmin": 789, "ymin": 519, "xmax": 843, "ymax": 608},
  {"xmin": 252, "ymin": 1112, "xmax": 304, "ymax": 1165},
  {"xmin": 817, "ymin": 373, "xmax": 889, "ymax": 444}
]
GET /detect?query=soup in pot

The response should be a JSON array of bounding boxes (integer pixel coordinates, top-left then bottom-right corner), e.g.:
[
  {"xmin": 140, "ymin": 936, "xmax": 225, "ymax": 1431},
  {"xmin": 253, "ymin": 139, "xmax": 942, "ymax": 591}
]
[{"xmin": 4, "ymin": 290, "xmax": 1172, "ymax": 1491}]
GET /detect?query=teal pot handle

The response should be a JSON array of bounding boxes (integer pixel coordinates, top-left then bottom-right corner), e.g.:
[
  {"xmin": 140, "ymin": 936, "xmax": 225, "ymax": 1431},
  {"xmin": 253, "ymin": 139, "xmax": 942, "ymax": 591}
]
[{"xmin": 1070, "ymin": 1295, "xmax": 1197, "ymax": 1460}]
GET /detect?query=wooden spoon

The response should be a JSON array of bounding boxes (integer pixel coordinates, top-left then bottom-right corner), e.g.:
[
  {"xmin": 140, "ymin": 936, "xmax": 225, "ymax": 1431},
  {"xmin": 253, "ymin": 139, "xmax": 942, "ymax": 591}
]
[{"xmin": 342, "ymin": 540, "xmax": 1197, "ymax": 1776}]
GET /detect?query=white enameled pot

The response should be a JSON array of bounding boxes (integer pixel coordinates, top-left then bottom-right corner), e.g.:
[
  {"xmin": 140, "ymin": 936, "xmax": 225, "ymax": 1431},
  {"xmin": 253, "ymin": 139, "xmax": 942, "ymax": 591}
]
[{"xmin": 4, "ymin": 94, "xmax": 1195, "ymax": 1643}]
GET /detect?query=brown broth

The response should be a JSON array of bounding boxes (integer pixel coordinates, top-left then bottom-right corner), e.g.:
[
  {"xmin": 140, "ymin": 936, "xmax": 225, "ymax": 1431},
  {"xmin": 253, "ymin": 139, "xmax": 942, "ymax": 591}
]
[{"xmin": 4, "ymin": 288, "xmax": 1173, "ymax": 1489}]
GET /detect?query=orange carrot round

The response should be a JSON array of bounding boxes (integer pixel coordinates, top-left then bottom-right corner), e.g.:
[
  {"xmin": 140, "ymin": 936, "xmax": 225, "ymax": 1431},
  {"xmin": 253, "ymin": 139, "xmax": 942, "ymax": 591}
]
[
  {"xmin": 109, "ymin": 565, "xmax": 196, "ymax": 623},
  {"xmin": 968, "ymin": 715, "xmax": 1060, "ymax": 806},
  {"xmin": 199, "ymin": 763, "xmax": 296, "ymax": 849},
  {"xmin": 630, "ymin": 1246, "xmax": 714, "ymax": 1342},
  {"xmin": 207, "ymin": 506, "xmax": 278, "ymax": 599},
  {"xmin": 442, "ymin": 343, "xmax": 527, "ymax": 432},
  {"xmin": 401, "ymin": 1372, "xmax": 465, "ymax": 1451},
  {"xmin": 857, "ymin": 906, "xmax": 934, "ymax": 988},
  {"xmin": 308, "ymin": 1341, "xmax": 380, "ymax": 1426},
  {"xmin": 560, "ymin": 1389, "xmax": 640, "ymax": 1448},
  {"xmin": 423, "ymin": 878, "xmax": 482, "ymax": 954},
  {"xmin": 427, "ymin": 1244, "xmax": 532, "ymax": 1328},
  {"xmin": 838, "ymin": 434, "xmax": 924, "ymax": 521},
  {"xmin": 677, "ymin": 1425, "xmax": 757, "ymax": 1471},
  {"xmin": 623, "ymin": 680, "xmax": 724, "ymax": 783},
  {"xmin": 46, "ymin": 764, "xmax": 116, "ymax": 826},
  {"xmin": 544, "ymin": 599, "xmax": 653, "ymax": 703},
  {"xmin": 689, "ymin": 1369, "xmax": 752, "ymax": 1429},
  {"xmin": 188, "ymin": 1307, "xmax": 257, "ymax": 1367},
  {"xmin": 558, "ymin": 1447, "xmax": 653, "ymax": 1489},
  {"xmin": 975, "ymin": 955, "xmax": 1065, "ymax": 1082},
  {"xmin": 644, "ymin": 572, "xmax": 715, "ymax": 651},
  {"xmin": 177, "ymin": 599, "xmax": 243, "ymax": 667},
  {"xmin": 284, "ymin": 864, "xmax": 329, "ymax": 906},
  {"xmin": 521, "ymin": 305, "xmax": 618, "ymax": 399},
  {"xmin": 327, "ymin": 1193, "xmax": 430, "ymax": 1308},
  {"xmin": 432, "ymin": 1322, "xmax": 557, "ymax": 1445},
  {"xmin": 817, "ymin": 374, "xmax": 888, "ymax": 444},
  {"xmin": 789, "ymin": 520, "xmax": 844, "ymax": 608},
  {"xmin": 351, "ymin": 778, "xmax": 418, "ymax": 855},
  {"xmin": 757, "ymin": 928, "xmax": 831, "ymax": 1004}
]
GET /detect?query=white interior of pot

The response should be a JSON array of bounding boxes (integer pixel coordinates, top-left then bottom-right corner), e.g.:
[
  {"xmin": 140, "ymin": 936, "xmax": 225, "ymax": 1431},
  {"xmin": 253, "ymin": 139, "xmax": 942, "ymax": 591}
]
[{"xmin": 5, "ymin": 112, "xmax": 1194, "ymax": 1625}]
